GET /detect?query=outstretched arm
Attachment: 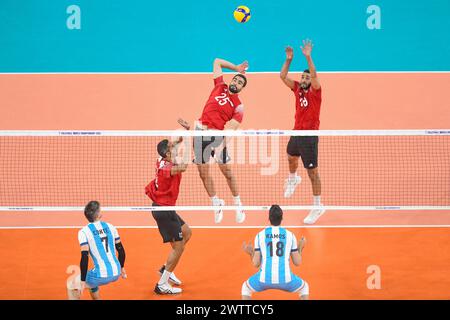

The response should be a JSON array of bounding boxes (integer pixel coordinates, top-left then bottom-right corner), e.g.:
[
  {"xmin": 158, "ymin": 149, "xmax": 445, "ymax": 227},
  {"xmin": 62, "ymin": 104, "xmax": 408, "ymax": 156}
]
[
  {"xmin": 301, "ymin": 39, "xmax": 321, "ymax": 90},
  {"xmin": 213, "ymin": 58, "xmax": 248, "ymax": 79},
  {"xmin": 280, "ymin": 46, "xmax": 296, "ymax": 90}
]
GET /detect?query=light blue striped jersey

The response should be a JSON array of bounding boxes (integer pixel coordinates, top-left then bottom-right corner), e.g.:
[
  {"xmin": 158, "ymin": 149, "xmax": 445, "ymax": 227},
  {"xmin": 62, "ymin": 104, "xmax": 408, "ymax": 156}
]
[
  {"xmin": 254, "ymin": 226, "xmax": 298, "ymax": 284},
  {"xmin": 78, "ymin": 221, "xmax": 121, "ymax": 278}
]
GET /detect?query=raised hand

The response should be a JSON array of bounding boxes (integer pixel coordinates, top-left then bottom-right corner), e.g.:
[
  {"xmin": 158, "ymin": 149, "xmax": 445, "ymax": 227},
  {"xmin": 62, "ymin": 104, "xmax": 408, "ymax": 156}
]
[
  {"xmin": 237, "ymin": 61, "xmax": 249, "ymax": 74},
  {"xmin": 285, "ymin": 46, "xmax": 294, "ymax": 60},
  {"xmin": 177, "ymin": 118, "xmax": 190, "ymax": 130},
  {"xmin": 301, "ymin": 39, "xmax": 313, "ymax": 57}
]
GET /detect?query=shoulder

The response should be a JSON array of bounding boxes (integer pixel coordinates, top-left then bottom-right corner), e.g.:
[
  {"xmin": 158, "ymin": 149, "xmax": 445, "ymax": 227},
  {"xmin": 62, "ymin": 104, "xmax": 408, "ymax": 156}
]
[
  {"xmin": 256, "ymin": 229, "xmax": 264, "ymax": 238},
  {"xmin": 79, "ymin": 225, "xmax": 89, "ymax": 233},
  {"xmin": 78, "ymin": 227, "xmax": 89, "ymax": 239},
  {"xmin": 213, "ymin": 76, "xmax": 226, "ymax": 86},
  {"xmin": 107, "ymin": 222, "xmax": 119, "ymax": 234}
]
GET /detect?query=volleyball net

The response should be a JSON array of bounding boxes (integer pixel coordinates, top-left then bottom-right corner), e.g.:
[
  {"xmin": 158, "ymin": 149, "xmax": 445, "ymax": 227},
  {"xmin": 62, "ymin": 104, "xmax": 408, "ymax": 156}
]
[{"xmin": 0, "ymin": 130, "xmax": 449, "ymax": 211}]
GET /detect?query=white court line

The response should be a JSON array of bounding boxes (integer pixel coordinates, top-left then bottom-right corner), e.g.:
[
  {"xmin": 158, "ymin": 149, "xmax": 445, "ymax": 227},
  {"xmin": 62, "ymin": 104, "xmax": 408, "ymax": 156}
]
[{"xmin": 0, "ymin": 224, "xmax": 449, "ymax": 230}]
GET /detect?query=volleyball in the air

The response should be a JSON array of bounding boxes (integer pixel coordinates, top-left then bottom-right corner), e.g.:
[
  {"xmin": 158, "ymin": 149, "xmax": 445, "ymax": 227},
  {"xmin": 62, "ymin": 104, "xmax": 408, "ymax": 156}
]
[{"xmin": 234, "ymin": 5, "xmax": 251, "ymax": 23}]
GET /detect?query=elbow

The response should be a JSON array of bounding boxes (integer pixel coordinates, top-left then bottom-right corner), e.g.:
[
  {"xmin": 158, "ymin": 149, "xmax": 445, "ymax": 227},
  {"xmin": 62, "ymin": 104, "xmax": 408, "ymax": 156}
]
[{"xmin": 279, "ymin": 72, "xmax": 286, "ymax": 80}]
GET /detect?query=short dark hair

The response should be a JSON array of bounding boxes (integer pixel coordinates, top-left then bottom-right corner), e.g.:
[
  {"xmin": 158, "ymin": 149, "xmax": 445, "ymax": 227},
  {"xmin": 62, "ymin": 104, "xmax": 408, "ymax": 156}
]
[
  {"xmin": 269, "ymin": 204, "xmax": 283, "ymax": 226},
  {"xmin": 157, "ymin": 139, "xmax": 170, "ymax": 158},
  {"xmin": 233, "ymin": 74, "xmax": 247, "ymax": 87},
  {"xmin": 84, "ymin": 201, "xmax": 100, "ymax": 223},
  {"xmin": 303, "ymin": 69, "xmax": 310, "ymax": 74}
]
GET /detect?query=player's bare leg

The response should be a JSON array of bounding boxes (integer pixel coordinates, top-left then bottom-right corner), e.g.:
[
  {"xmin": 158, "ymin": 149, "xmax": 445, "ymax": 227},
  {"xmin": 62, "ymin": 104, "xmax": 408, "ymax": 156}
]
[
  {"xmin": 181, "ymin": 223, "xmax": 192, "ymax": 245},
  {"xmin": 155, "ymin": 240, "xmax": 184, "ymax": 294},
  {"xmin": 197, "ymin": 163, "xmax": 225, "ymax": 223},
  {"xmin": 159, "ymin": 224, "xmax": 190, "ymax": 286},
  {"xmin": 303, "ymin": 168, "xmax": 325, "ymax": 224},
  {"xmin": 197, "ymin": 164, "xmax": 216, "ymax": 197},
  {"xmin": 219, "ymin": 163, "xmax": 245, "ymax": 223},
  {"xmin": 284, "ymin": 155, "xmax": 302, "ymax": 197},
  {"xmin": 218, "ymin": 163, "xmax": 239, "ymax": 196},
  {"xmin": 307, "ymin": 168, "xmax": 321, "ymax": 196},
  {"xmin": 288, "ymin": 154, "xmax": 299, "ymax": 173}
]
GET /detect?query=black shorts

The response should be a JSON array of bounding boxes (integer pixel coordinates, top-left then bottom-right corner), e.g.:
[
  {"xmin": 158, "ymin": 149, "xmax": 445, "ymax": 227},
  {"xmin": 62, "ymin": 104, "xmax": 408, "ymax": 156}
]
[
  {"xmin": 193, "ymin": 135, "xmax": 230, "ymax": 164},
  {"xmin": 287, "ymin": 136, "xmax": 319, "ymax": 169},
  {"xmin": 151, "ymin": 203, "xmax": 186, "ymax": 243}
]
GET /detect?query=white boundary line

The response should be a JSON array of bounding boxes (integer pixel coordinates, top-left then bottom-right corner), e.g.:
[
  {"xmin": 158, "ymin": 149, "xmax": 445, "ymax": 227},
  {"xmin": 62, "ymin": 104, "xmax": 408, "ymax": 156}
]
[
  {"xmin": 0, "ymin": 71, "xmax": 449, "ymax": 75},
  {"xmin": 0, "ymin": 224, "xmax": 449, "ymax": 230}
]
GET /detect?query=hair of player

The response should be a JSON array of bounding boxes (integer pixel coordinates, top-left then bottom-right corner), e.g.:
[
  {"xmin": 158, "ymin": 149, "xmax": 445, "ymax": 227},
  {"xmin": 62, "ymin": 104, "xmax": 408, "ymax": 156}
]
[
  {"xmin": 84, "ymin": 200, "xmax": 100, "ymax": 223},
  {"xmin": 233, "ymin": 74, "xmax": 247, "ymax": 87},
  {"xmin": 269, "ymin": 204, "xmax": 283, "ymax": 226},
  {"xmin": 303, "ymin": 69, "xmax": 310, "ymax": 74},
  {"xmin": 157, "ymin": 139, "xmax": 170, "ymax": 158}
]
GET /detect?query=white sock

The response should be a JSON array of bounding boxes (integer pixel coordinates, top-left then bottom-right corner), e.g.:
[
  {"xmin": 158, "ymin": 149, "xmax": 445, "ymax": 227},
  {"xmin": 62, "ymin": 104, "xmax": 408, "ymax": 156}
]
[
  {"xmin": 211, "ymin": 195, "xmax": 219, "ymax": 204},
  {"xmin": 158, "ymin": 270, "xmax": 171, "ymax": 285},
  {"xmin": 289, "ymin": 172, "xmax": 297, "ymax": 180},
  {"xmin": 233, "ymin": 195, "xmax": 242, "ymax": 205},
  {"xmin": 313, "ymin": 196, "xmax": 321, "ymax": 206}
]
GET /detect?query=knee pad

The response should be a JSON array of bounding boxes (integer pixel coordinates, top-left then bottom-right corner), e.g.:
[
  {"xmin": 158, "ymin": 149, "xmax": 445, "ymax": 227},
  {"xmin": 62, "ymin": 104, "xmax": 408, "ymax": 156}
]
[
  {"xmin": 298, "ymin": 281, "xmax": 309, "ymax": 297},
  {"xmin": 241, "ymin": 281, "xmax": 253, "ymax": 297},
  {"xmin": 90, "ymin": 286, "xmax": 99, "ymax": 293}
]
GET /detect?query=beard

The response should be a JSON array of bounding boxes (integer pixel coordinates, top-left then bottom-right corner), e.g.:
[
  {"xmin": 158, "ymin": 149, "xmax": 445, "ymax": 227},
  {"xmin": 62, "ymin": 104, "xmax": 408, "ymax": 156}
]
[
  {"xmin": 229, "ymin": 84, "xmax": 240, "ymax": 93},
  {"xmin": 300, "ymin": 82, "xmax": 311, "ymax": 90}
]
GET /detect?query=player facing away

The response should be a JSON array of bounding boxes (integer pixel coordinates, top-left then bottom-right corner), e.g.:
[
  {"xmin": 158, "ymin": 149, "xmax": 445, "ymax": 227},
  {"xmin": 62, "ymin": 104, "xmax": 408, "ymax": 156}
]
[
  {"xmin": 193, "ymin": 57, "xmax": 248, "ymax": 224},
  {"xmin": 67, "ymin": 201, "xmax": 127, "ymax": 300},
  {"xmin": 280, "ymin": 39, "xmax": 326, "ymax": 224},
  {"xmin": 241, "ymin": 205, "xmax": 309, "ymax": 300},
  {"xmin": 145, "ymin": 137, "xmax": 192, "ymax": 295}
]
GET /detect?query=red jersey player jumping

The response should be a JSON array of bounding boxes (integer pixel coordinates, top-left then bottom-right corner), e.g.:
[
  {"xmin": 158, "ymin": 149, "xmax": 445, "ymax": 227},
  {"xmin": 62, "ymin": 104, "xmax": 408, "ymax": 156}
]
[
  {"xmin": 145, "ymin": 136, "xmax": 192, "ymax": 295},
  {"xmin": 192, "ymin": 58, "xmax": 248, "ymax": 224},
  {"xmin": 280, "ymin": 39, "xmax": 326, "ymax": 225}
]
